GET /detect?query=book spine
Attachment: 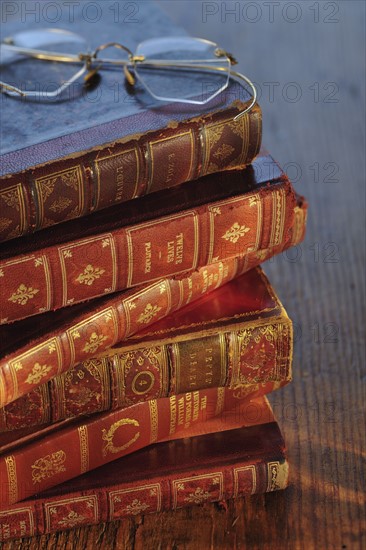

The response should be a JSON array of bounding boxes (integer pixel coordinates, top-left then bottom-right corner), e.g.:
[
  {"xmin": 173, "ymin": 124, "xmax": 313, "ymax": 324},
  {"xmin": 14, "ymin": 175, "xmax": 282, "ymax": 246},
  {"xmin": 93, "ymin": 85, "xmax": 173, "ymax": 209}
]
[
  {"xmin": 0, "ymin": 316, "xmax": 293, "ymax": 432},
  {"xmin": 0, "ymin": 257, "xmax": 244, "ymax": 409},
  {"xmin": 0, "ymin": 177, "xmax": 295, "ymax": 325},
  {"xmin": 0, "ymin": 103, "xmax": 261, "ymax": 243},
  {"xmin": 0, "ymin": 433, "xmax": 288, "ymax": 541},
  {"xmin": 0, "ymin": 386, "xmax": 267, "ymax": 508}
]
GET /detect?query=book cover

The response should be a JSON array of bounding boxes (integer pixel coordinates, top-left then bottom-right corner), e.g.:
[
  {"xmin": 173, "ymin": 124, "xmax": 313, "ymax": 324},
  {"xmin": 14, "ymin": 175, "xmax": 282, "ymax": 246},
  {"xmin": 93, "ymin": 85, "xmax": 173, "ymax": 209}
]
[
  {"xmin": 0, "ymin": 151, "xmax": 297, "ymax": 325},
  {"xmin": 0, "ymin": 1, "xmax": 261, "ymax": 241},
  {"xmin": 0, "ymin": 396, "xmax": 288, "ymax": 541},
  {"xmin": 0, "ymin": 386, "xmax": 286, "ymax": 508},
  {"xmin": 0, "ymin": 193, "xmax": 307, "ymax": 410},
  {"xmin": 0, "ymin": 267, "xmax": 293, "ymax": 432}
]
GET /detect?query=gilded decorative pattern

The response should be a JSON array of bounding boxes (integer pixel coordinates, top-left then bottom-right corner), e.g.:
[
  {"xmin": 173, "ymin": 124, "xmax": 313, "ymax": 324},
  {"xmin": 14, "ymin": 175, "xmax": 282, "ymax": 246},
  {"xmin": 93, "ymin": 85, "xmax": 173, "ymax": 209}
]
[
  {"xmin": 35, "ymin": 166, "xmax": 84, "ymax": 226},
  {"xmin": 109, "ymin": 483, "xmax": 162, "ymax": 519},
  {"xmin": 44, "ymin": 495, "xmax": 98, "ymax": 532},
  {"xmin": 31, "ymin": 451, "xmax": 66, "ymax": 484},
  {"xmin": 8, "ymin": 284, "xmax": 39, "ymax": 306},
  {"xmin": 270, "ymin": 189, "xmax": 286, "ymax": 247},
  {"xmin": 49, "ymin": 196, "xmax": 72, "ymax": 213},
  {"xmin": 207, "ymin": 193, "xmax": 261, "ymax": 264},
  {"xmin": 173, "ymin": 473, "xmax": 223, "ymax": 509},
  {"xmin": 5, "ymin": 456, "xmax": 18, "ymax": 504},
  {"xmin": 137, "ymin": 303, "xmax": 162, "ymax": 324},
  {"xmin": 58, "ymin": 234, "xmax": 117, "ymax": 307},
  {"xmin": 0, "ymin": 186, "xmax": 21, "ymax": 210},
  {"xmin": 215, "ymin": 387, "xmax": 225, "ymax": 416},
  {"xmin": 8, "ymin": 337, "xmax": 62, "ymax": 402},
  {"xmin": 148, "ymin": 400, "xmax": 159, "ymax": 443},
  {"xmin": 82, "ymin": 332, "xmax": 108, "ymax": 354},
  {"xmin": 292, "ymin": 204, "xmax": 307, "ymax": 245},
  {"xmin": 0, "ymin": 218, "xmax": 12, "ymax": 232},
  {"xmin": 234, "ymin": 465, "xmax": 256, "ymax": 496},
  {"xmin": 123, "ymin": 499, "xmax": 150, "ymax": 515},
  {"xmin": 267, "ymin": 461, "xmax": 289, "ymax": 491},
  {"xmin": 184, "ymin": 487, "xmax": 211, "ymax": 504},
  {"xmin": 57, "ymin": 510, "xmax": 87, "ymax": 528},
  {"xmin": 76, "ymin": 264, "xmax": 105, "ymax": 286},
  {"xmin": 25, "ymin": 363, "xmax": 52, "ymax": 385},
  {"xmin": 0, "ymin": 183, "xmax": 27, "ymax": 236},
  {"xmin": 213, "ymin": 143, "xmax": 234, "ymax": 161},
  {"xmin": 66, "ymin": 306, "xmax": 119, "ymax": 365},
  {"xmin": 102, "ymin": 418, "xmax": 140, "ymax": 457},
  {"xmin": 78, "ymin": 425, "xmax": 89, "ymax": 473},
  {"xmin": 222, "ymin": 222, "xmax": 250, "ymax": 244}
]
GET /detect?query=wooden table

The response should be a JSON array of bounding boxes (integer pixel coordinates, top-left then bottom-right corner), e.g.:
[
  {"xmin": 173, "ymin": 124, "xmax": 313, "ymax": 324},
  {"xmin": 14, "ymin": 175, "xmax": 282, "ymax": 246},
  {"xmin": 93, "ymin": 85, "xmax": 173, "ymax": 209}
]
[{"xmin": 2, "ymin": 1, "xmax": 365, "ymax": 548}]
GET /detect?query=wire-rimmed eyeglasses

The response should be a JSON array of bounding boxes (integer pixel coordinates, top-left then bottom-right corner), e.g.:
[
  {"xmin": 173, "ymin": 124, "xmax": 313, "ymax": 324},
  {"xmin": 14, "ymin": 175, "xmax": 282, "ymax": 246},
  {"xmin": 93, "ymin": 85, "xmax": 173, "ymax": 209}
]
[{"xmin": 0, "ymin": 29, "xmax": 257, "ymax": 120}]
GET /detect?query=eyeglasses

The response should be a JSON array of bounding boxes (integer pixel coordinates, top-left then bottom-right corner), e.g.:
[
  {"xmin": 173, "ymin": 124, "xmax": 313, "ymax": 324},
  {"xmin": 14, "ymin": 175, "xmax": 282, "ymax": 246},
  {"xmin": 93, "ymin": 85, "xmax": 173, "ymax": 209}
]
[{"xmin": 0, "ymin": 29, "xmax": 256, "ymax": 120}]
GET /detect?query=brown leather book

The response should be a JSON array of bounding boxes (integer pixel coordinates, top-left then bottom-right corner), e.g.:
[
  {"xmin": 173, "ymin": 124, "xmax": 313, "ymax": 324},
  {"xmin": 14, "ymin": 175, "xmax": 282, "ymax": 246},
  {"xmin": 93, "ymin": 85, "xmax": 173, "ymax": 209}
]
[
  {"xmin": 0, "ymin": 396, "xmax": 288, "ymax": 541},
  {"xmin": 0, "ymin": 386, "xmax": 285, "ymax": 508},
  {"xmin": 0, "ymin": 267, "xmax": 293, "ymax": 433},
  {"xmin": 0, "ymin": 151, "xmax": 297, "ymax": 325},
  {"xmin": 0, "ymin": 194, "xmax": 307, "ymax": 411}
]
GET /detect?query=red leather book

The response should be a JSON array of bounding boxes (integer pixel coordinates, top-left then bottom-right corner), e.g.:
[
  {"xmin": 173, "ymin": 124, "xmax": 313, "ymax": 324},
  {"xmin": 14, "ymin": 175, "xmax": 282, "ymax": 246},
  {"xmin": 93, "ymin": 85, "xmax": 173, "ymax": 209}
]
[
  {"xmin": 0, "ymin": 1, "xmax": 261, "ymax": 243},
  {"xmin": 0, "ymin": 267, "xmax": 293, "ymax": 432},
  {"xmin": 0, "ymin": 194, "xmax": 307, "ymax": 411},
  {"xmin": 0, "ymin": 386, "xmax": 285, "ymax": 508},
  {"xmin": 0, "ymin": 396, "xmax": 288, "ymax": 541},
  {"xmin": 0, "ymin": 151, "xmax": 297, "ymax": 325}
]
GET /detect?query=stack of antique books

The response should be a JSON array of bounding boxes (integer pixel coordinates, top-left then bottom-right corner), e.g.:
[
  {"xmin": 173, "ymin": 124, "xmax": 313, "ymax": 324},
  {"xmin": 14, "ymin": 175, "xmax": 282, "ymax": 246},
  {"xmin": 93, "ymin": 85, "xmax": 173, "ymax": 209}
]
[{"xmin": 0, "ymin": 2, "xmax": 307, "ymax": 541}]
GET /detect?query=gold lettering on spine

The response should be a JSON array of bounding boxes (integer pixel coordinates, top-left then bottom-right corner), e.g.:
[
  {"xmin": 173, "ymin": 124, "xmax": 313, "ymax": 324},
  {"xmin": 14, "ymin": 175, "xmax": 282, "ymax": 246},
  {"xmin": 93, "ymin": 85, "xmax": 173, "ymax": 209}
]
[
  {"xmin": 177, "ymin": 396, "xmax": 185, "ymax": 426},
  {"xmin": 184, "ymin": 392, "xmax": 192, "ymax": 428},
  {"xmin": 148, "ymin": 131, "xmax": 195, "ymax": 190},
  {"xmin": 126, "ymin": 212, "xmax": 199, "ymax": 288},
  {"xmin": 192, "ymin": 391, "xmax": 200, "ymax": 421},
  {"xmin": 169, "ymin": 395, "xmax": 177, "ymax": 435},
  {"xmin": 148, "ymin": 400, "xmax": 159, "ymax": 443},
  {"xmin": 95, "ymin": 147, "xmax": 140, "ymax": 207},
  {"xmin": 215, "ymin": 387, "xmax": 225, "ymax": 416},
  {"xmin": 219, "ymin": 333, "xmax": 228, "ymax": 386},
  {"xmin": 5, "ymin": 456, "xmax": 18, "ymax": 504},
  {"xmin": 78, "ymin": 425, "xmax": 89, "ymax": 473}
]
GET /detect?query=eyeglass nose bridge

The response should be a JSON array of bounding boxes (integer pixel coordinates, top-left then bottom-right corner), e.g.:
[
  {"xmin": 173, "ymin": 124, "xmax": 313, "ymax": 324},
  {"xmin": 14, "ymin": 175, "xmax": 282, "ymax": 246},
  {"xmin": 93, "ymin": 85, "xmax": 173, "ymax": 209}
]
[{"xmin": 92, "ymin": 42, "xmax": 134, "ymax": 61}]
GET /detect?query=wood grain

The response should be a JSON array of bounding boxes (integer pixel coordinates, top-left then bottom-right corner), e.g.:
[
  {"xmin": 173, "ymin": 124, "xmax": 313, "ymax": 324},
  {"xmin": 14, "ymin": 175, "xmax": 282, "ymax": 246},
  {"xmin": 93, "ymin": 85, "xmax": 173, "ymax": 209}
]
[{"xmin": 1, "ymin": 1, "xmax": 365, "ymax": 548}]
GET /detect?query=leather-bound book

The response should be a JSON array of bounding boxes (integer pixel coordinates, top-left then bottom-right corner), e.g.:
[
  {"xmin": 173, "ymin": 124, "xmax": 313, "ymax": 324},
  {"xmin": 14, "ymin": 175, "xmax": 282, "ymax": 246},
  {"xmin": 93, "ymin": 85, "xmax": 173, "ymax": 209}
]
[
  {"xmin": 0, "ymin": 2, "xmax": 261, "ymax": 243},
  {"xmin": 0, "ymin": 396, "xmax": 288, "ymax": 541},
  {"xmin": 0, "ymin": 152, "xmax": 298, "ymax": 325},
  {"xmin": 0, "ymin": 267, "xmax": 293, "ymax": 432},
  {"xmin": 0, "ymin": 386, "xmax": 286, "ymax": 508},
  {"xmin": 0, "ymin": 194, "xmax": 307, "ymax": 411}
]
